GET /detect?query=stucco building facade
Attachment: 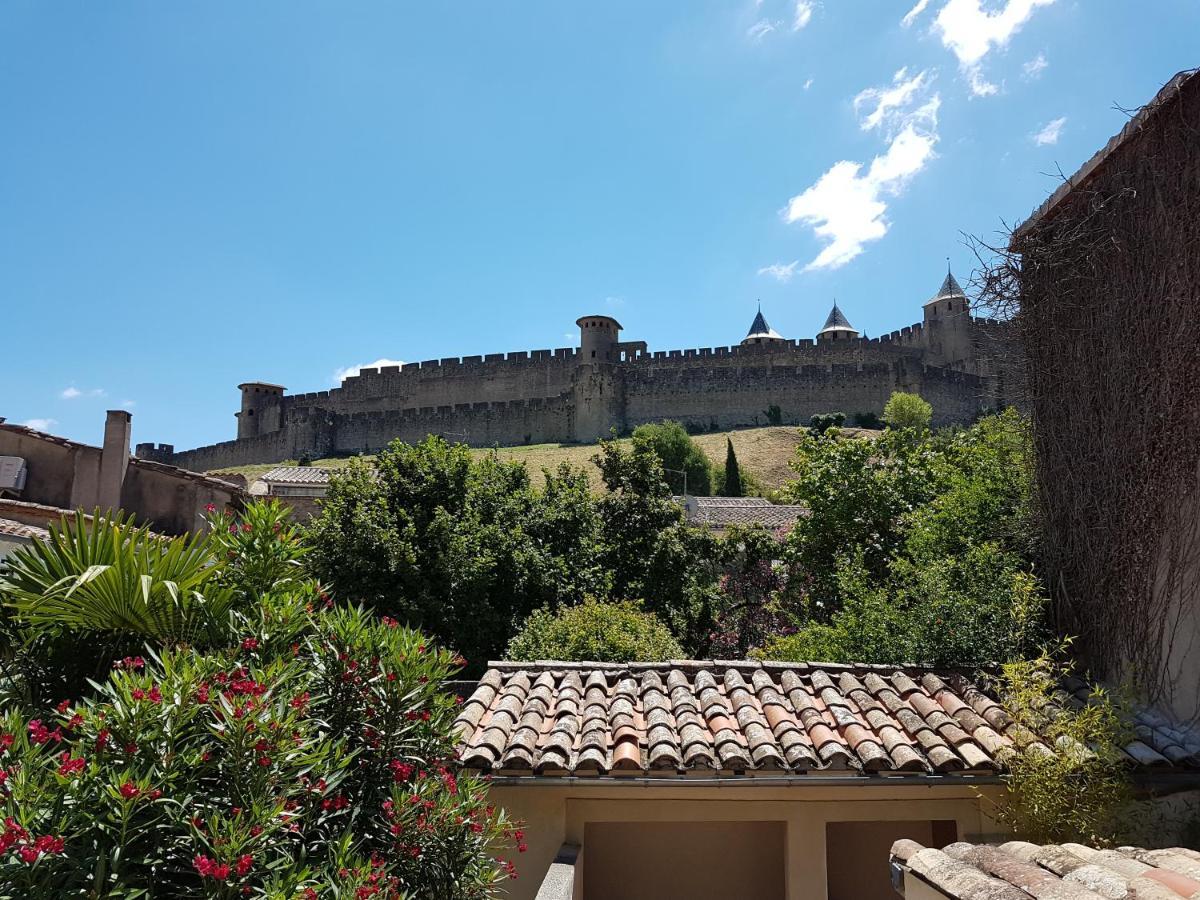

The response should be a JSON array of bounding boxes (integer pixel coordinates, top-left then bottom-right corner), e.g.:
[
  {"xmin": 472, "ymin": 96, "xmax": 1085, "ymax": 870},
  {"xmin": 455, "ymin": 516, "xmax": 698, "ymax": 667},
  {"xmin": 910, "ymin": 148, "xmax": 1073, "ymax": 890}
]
[{"xmin": 140, "ymin": 273, "xmax": 1014, "ymax": 472}]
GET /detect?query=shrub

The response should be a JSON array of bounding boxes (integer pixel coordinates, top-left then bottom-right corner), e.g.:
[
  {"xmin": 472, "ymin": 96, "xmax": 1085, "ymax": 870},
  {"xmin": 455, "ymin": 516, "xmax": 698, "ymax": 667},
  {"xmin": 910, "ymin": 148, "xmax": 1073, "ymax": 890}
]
[
  {"xmin": 852, "ymin": 411, "xmax": 882, "ymax": 429},
  {"xmin": 506, "ymin": 599, "xmax": 684, "ymax": 663},
  {"xmin": 763, "ymin": 405, "xmax": 784, "ymax": 426},
  {"xmin": 882, "ymin": 391, "xmax": 932, "ymax": 430},
  {"xmin": 631, "ymin": 420, "xmax": 713, "ymax": 496},
  {"xmin": 808, "ymin": 412, "xmax": 845, "ymax": 435},
  {"xmin": 983, "ymin": 646, "xmax": 1135, "ymax": 845}
]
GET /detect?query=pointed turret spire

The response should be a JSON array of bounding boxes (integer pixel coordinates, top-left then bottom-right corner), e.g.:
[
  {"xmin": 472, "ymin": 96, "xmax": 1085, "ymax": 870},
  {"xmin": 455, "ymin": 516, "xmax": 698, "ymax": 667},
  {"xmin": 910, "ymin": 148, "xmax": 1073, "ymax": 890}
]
[
  {"xmin": 817, "ymin": 300, "xmax": 860, "ymax": 342},
  {"xmin": 742, "ymin": 305, "xmax": 785, "ymax": 345},
  {"xmin": 928, "ymin": 268, "xmax": 967, "ymax": 304}
]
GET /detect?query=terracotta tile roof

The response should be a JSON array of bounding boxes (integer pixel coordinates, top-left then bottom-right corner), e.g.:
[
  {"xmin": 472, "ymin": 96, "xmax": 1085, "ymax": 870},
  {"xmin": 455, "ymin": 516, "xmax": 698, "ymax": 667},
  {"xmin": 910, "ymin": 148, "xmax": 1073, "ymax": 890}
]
[
  {"xmin": 454, "ymin": 661, "xmax": 1200, "ymax": 778},
  {"xmin": 261, "ymin": 466, "xmax": 333, "ymax": 485},
  {"xmin": 678, "ymin": 496, "xmax": 808, "ymax": 531},
  {"xmin": 0, "ymin": 517, "xmax": 49, "ymax": 541},
  {"xmin": 892, "ymin": 839, "xmax": 1200, "ymax": 899}
]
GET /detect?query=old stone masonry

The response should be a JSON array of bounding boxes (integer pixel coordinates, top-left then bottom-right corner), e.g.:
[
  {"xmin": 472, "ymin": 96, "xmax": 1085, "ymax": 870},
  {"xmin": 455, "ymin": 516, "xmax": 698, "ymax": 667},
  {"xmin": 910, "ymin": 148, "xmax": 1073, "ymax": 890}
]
[{"xmin": 139, "ymin": 272, "xmax": 1014, "ymax": 471}]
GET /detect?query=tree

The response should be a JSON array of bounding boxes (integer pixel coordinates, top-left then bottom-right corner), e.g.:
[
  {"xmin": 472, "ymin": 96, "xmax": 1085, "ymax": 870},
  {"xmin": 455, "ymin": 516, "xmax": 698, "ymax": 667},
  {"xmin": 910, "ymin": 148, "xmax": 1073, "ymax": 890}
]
[
  {"xmin": 631, "ymin": 420, "xmax": 713, "ymax": 496},
  {"xmin": 506, "ymin": 598, "xmax": 683, "ymax": 663},
  {"xmin": 307, "ymin": 436, "xmax": 606, "ymax": 669},
  {"xmin": 592, "ymin": 438, "xmax": 722, "ymax": 651},
  {"xmin": 763, "ymin": 410, "xmax": 1047, "ymax": 667},
  {"xmin": 721, "ymin": 438, "xmax": 744, "ymax": 497},
  {"xmin": 882, "ymin": 391, "xmax": 933, "ymax": 430}
]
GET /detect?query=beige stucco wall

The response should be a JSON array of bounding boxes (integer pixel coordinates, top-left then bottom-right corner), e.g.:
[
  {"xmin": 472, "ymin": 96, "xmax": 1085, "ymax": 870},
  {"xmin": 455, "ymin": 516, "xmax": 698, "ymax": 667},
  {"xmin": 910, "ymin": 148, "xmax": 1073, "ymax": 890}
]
[{"xmin": 487, "ymin": 781, "xmax": 1005, "ymax": 900}]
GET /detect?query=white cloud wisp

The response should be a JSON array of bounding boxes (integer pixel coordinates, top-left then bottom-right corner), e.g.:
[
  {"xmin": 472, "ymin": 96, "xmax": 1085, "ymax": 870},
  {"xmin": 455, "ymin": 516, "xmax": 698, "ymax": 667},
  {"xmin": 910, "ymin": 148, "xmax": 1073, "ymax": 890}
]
[
  {"xmin": 1032, "ymin": 116, "xmax": 1066, "ymax": 145},
  {"xmin": 757, "ymin": 261, "xmax": 800, "ymax": 282},
  {"xmin": 783, "ymin": 72, "xmax": 940, "ymax": 271},
  {"xmin": 333, "ymin": 358, "xmax": 407, "ymax": 384},
  {"xmin": 933, "ymin": 0, "xmax": 1057, "ymax": 96}
]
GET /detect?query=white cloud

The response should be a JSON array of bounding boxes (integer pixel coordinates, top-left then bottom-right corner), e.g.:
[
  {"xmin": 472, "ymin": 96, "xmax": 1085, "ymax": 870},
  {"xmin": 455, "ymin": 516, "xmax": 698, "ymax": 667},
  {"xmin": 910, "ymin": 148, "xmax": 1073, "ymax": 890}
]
[
  {"xmin": 604, "ymin": 296, "xmax": 625, "ymax": 308},
  {"xmin": 792, "ymin": 1, "xmax": 814, "ymax": 30},
  {"xmin": 333, "ymin": 358, "xmax": 406, "ymax": 384},
  {"xmin": 1032, "ymin": 116, "xmax": 1066, "ymax": 145},
  {"xmin": 21, "ymin": 418, "xmax": 58, "ymax": 432},
  {"xmin": 933, "ymin": 0, "xmax": 1056, "ymax": 96},
  {"xmin": 783, "ymin": 104, "xmax": 939, "ymax": 271},
  {"xmin": 901, "ymin": 0, "xmax": 932, "ymax": 28},
  {"xmin": 854, "ymin": 68, "xmax": 934, "ymax": 134},
  {"xmin": 758, "ymin": 261, "xmax": 801, "ymax": 282},
  {"xmin": 60, "ymin": 386, "xmax": 105, "ymax": 400},
  {"xmin": 803, "ymin": 77, "xmax": 814, "ymax": 90},
  {"xmin": 746, "ymin": 18, "xmax": 776, "ymax": 41},
  {"xmin": 118, "ymin": 399, "xmax": 137, "ymax": 409},
  {"xmin": 1023, "ymin": 52, "xmax": 1048, "ymax": 78}
]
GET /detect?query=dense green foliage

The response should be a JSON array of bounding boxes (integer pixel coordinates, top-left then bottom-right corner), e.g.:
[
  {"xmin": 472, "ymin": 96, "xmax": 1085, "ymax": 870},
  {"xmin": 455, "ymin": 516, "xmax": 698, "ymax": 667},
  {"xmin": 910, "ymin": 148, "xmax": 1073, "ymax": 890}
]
[
  {"xmin": 630, "ymin": 420, "xmax": 714, "ymax": 496},
  {"xmin": 308, "ymin": 435, "xmax": 731, "ymax": 666},
  {"xmin": 0, "ymin": 504, "xmax": 520, "ymax": 898},
  {"xmin": 762, "ymin": 409, "xmax": 1045, "ymax": 666},
  {"xmin": 307, "ymin": 438, "xmax": 606, "ymax": 668},
  {"xmin": 808, "ymin": 412, "xmax": 846, "ymax": 435},
  {"xmin": 506, "ymin": 599, "xmax": 683, "ymax": 663},
  {"xmin": 882, "ymin": 390, "xmax": 933, "ymax": 430},
  {"xmin": 721, "ymin": 438, "xmax": 743, "ymax": 497}
]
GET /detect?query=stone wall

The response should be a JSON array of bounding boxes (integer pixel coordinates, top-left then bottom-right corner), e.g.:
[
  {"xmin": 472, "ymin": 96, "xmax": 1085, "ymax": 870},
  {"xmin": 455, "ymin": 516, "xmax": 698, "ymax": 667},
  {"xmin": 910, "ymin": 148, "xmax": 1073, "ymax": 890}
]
[{"xmin": 156, "ymin": 316, "xmax": 1007, "ymax": 471}]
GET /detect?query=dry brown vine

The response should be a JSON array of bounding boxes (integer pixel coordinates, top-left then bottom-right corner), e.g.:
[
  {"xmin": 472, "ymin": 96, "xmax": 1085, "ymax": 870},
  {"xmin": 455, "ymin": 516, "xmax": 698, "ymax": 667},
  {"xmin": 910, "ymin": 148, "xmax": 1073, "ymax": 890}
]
[{"xmin": 969, "ymin": 71, "xmax": 1200, "ymax": 714}]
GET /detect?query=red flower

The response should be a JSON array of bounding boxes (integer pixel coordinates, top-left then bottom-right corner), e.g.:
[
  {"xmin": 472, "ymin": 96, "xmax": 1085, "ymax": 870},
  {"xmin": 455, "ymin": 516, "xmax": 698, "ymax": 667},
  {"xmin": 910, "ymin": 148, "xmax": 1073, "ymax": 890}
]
[
  {"xmin": 241, "ymin": 637, "xmax": 259, "ymax": 651},
  {"xmin": 204, "ymin": 503, "xmax": 217, "ymax": 513},
  {"xmin": 18, "ymin": 845, "xmax": 38, "ymax": 864},
  {"xmin": 34, "ymin": 835, "xmax": 64, "ymax": 854},
  {"xmin": 56, "ymin": 699, "xmax": 72, "ymax": 714},
  {"xmin": 235, "ymin": 853, "xmax": 254, "ymax": 876},
  {"xmin": 131, "ymin": 688, "xmax": 145, "ymax": 701},
  {"xmin": 241, "ymin": 522, "xmax": 252, "ymax": 533},
  {"xmin": 96, "ymin": 729, "xmax": 110, "ymax": 750},
  {"xmin": 119, "ymin": 782, "xmax": 140, "ymax": 799},
  {"xmin": 148, "ymin": 685, "xmax": 163, "ymax": 704},
  {"xmin": 57, "ymin": 753, "xmax": 86, "ymax": 776}
]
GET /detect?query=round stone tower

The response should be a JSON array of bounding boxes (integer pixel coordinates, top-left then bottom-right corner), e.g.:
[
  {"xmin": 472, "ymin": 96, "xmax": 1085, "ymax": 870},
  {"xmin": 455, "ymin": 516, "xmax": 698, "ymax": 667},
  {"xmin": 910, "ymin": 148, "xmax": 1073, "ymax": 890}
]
[
  {"xmin": 577, "ymin": 315, "xmax": 622, "ymax": 363},
  {"xmin": 237, "ymin": 382, "xmax": 286, "ymax": 439},
  {"xmin": 922, "ymin": 269, "xmax": 973, "ymax": 366}
]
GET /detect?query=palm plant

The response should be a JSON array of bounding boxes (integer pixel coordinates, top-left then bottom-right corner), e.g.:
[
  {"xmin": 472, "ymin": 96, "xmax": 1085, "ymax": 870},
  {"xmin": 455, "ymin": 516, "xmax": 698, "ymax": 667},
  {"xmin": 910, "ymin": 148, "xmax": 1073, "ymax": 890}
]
[{"xmin": 0, "ymin": 510, "xmax": 235, "ymax": 705}]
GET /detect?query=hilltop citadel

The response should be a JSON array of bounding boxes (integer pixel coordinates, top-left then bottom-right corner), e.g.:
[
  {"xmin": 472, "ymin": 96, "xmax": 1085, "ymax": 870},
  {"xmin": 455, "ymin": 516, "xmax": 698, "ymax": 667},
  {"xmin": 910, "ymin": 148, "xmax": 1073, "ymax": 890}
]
[{"xmin": 138, "ymin": 270, "xmax": 1013, "ymax": 471}]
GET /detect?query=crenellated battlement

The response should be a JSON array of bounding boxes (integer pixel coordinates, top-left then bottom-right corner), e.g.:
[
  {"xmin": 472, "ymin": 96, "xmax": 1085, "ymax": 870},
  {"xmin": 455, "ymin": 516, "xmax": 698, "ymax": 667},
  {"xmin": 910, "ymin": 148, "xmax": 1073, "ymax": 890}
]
[{"xmin": 145, "ymin": 295, "xmax": 1013, "ymax": 471}]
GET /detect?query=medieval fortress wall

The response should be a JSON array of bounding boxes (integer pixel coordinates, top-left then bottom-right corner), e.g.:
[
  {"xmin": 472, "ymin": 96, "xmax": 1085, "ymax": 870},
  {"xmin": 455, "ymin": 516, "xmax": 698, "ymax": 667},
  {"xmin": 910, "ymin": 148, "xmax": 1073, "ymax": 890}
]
[{"xmin": 140, "ymin": 276, "xmax": 1010, "ymax": 471}]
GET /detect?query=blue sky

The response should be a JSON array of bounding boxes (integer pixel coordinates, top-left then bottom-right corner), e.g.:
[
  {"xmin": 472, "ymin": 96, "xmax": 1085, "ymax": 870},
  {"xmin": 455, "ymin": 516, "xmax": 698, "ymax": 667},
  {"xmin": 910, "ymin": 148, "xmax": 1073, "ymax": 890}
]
[{"xmin": 3, "ymin": 1, "xmax": 1197, "ymax": 451}]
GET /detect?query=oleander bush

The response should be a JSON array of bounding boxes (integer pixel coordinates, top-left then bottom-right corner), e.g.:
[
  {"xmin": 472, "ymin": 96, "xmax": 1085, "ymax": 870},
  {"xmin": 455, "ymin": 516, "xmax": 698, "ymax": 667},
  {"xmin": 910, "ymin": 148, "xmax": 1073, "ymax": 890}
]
[{"xmin": 0, "ymin": 504, "xmax": 523, "ymax": 898}]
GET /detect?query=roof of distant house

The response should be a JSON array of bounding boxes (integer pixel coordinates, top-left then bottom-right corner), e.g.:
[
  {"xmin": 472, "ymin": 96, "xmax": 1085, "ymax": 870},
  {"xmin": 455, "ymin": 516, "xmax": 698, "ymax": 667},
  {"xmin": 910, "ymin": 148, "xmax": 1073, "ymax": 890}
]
[
  {"xmin": 261, "ymin": 466, "xmax": 333, "ymax": 485},
  {"xmin": 891, "ymin": 838, "xmax": 1200, "ymax": 899},
  {"xmin": 1013, "ymin": 67, "xmax": 1200, "ymax": 241},
  {"xmin": 678, "ymin": 495, "xmax": 808, "ymax": 531},
  {"xmin": 454, "ymin": 661, "xmax": 1200, "ymax": 779},
  {"xmin": 0, "ymin": 422, "xmax": 243, "ymax": 494},
  {"xmin": 0, "ymin": 517, "xmax": 49, "ymax": 541}
]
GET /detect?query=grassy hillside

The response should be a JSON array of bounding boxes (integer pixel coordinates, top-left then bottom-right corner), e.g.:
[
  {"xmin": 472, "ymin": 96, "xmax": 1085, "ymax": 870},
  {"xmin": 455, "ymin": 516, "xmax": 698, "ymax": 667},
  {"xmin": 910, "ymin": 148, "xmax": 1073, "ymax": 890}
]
[{"xmin": 211, "ymin": 425, "xmax": 880, "ymax": 493}]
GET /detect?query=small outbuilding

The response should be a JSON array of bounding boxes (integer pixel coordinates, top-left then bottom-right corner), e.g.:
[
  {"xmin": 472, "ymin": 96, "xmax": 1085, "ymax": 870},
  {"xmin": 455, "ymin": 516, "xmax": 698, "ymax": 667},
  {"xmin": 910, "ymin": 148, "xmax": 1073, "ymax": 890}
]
[{"xmin": 454, "ymin": 660, "xmax": 1200, "ymax": 900}]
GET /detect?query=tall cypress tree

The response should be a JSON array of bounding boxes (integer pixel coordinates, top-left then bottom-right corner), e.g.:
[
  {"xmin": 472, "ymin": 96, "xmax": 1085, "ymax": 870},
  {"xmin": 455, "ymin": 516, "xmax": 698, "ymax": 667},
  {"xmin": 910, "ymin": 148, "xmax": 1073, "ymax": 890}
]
[{"xmin": 723, "ymin": 438, "xmax": 743, "ymax": 497}]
